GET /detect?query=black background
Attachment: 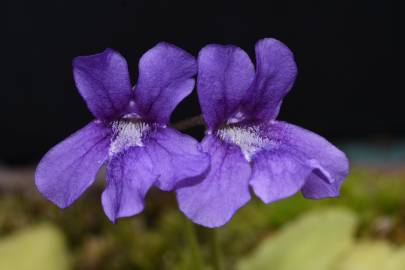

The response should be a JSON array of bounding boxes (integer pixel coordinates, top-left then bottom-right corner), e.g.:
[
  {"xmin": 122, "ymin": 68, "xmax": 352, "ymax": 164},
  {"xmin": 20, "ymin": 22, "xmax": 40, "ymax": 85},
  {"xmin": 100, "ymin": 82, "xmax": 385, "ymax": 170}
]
[{"xmin": 4, "ymin": 0, "xmax": 396, "ymax": 164}]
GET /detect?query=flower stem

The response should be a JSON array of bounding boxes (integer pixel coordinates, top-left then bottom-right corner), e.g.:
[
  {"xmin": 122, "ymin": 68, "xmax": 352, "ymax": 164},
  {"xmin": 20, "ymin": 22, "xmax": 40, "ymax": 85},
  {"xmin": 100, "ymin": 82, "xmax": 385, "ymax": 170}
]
[
  {"xmin": 209, "ymin": 229, "xmax": 224, "ymax": 270},
  {"xmin": 173, "ymin": 115, "xmax": 205, "ymax": 130},
  {"xmin": 185, "ymin": 218, "xmax": 205, "ymax": 270}
]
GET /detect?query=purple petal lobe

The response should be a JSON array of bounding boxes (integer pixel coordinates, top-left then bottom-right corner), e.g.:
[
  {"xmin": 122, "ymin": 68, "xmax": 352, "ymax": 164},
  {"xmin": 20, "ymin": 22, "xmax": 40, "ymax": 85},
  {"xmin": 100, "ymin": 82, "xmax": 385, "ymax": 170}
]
[
  {"xmin": 197, "ymin": 44, "xmax": 255, "ymax": 129},
  {"xmin": 301, "ymin": 174, "xmax": 344, "ymax": 199},
  {"xmin": 73, "ymin": 49, "xmax": 132, "ymax": 120},
  {"xmin": 249, "ymin": 121, "xmax": 349, "ymax": 201},
  {"xmin": 177, "ymin": 135, "xmax": 251, "ymax": 228},
  {"xmin": 35, "ymin": 121, "xmax": 111, "ymax": 208},
  {"xmin": 250, "ymin": 150, "xmax": 312, "ymax": 204},
  {"xmin": 144, "ymin": 127, "xmax": 210, "ymax": 191},
  {"xmin": 134, "ymin": 43, "xmax": 197, "ymax": 124},
  {"xmin": 102, "ymin": 147, "xmax": 157, "ymax": 222},
  {"xmin": 243, "ymin": 38, "xmax": 297, "ymax": 121}
]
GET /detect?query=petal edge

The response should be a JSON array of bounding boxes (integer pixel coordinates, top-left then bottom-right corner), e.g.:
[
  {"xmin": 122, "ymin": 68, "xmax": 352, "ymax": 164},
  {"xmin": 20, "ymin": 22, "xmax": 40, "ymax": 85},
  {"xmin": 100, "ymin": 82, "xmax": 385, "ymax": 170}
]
[
  {"xmin": 243, "ymin": 38, "xmax": 297, "ymax": 121},
  {"xmin": 177, "ymin": 135, "xmax": 251, "ymax": 228},
  {"xmin": 248, "ymin": 121, "xmax": 349, "ymax": 202},
  {"xmin": 197, "ymin": 44, "xmax": 255, "ymax": 129},
  {"xmin": 73, "ymin": 49, "xmax": 132, "ymax": 120},
  {"xmin": 102, "ymin": 147, "xmax": 158, "ymax": 222},
  {"xmin": 35, "ymin": 121, "xmax": 111, "ymax": 208},
  {"xmin": 134, "ymin": 43, "xmax": 197, "ymax": 124},
  {"xmin": 144, "ymin": 127, "xmax": 210, "ymax": 191}
]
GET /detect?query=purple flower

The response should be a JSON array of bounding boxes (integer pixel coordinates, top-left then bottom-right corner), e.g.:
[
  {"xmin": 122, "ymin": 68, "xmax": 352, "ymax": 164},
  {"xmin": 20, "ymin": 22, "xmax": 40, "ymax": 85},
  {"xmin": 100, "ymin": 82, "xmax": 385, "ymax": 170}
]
[
  {"xmin": 176, "ymin": 38, "xmax": 349, "ymax": 228},
  {"xmin": 35, "ymin": 43, "xmax": 209, "ymax": 222}
]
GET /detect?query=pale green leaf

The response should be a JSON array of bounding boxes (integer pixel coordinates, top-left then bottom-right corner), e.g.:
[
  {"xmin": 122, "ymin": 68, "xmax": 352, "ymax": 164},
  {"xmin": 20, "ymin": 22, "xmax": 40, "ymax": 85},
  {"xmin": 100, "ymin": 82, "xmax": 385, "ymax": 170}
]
[
  {"xmin": 0, "ymin": 224, "xmax": 71, "ymax": 270},
  {"xmin": 236, "ymin": 208, "xmax": 357, "ymax": 270}
]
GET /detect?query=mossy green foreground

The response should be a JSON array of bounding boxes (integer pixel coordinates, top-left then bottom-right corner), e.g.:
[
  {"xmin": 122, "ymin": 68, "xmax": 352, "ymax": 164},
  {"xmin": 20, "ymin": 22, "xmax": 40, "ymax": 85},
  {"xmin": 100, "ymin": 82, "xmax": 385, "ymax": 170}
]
[{"xmin": 1, "ymin": 166, "xmax": 405, "ymax": 269}]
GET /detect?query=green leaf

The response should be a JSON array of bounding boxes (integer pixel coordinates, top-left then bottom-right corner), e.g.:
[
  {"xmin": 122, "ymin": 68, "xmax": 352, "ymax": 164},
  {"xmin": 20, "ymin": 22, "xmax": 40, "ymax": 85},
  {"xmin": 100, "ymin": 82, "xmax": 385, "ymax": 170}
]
[
  {"xmin": 0, "ymin": 224, "xmax": 71, "ymax": 270},
  {"xmin": 335, "ymin": 242, "xmax": 405, "ymax": 270},
  {"xmin": 236, "ymin": 208, "xmax": 357, "ymax": 270},
  {"xmin": 387, "ymin": 247, "xmax": 405, "ymax": 270}
]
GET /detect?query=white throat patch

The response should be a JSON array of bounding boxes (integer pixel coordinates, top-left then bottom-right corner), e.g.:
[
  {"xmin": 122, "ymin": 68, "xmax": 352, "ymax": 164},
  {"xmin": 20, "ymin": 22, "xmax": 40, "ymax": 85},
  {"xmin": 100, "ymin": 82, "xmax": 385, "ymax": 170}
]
[
  {"xmin": 109, "ymin": 120, "xmax": 151, "ymax": 157},
  {"xmin": 217, "ymin": 125, "xmax": 271, "ymax": 161}
]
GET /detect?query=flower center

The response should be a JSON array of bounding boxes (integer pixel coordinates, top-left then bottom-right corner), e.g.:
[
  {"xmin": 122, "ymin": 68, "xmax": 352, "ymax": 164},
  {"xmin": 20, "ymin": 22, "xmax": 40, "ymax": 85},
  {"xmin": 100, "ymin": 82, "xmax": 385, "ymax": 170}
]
[
  {"xmin": 216, "ymin": 125, "xmax": 271, "ymax": 161},
  {"xmin": 109, "ymin": 119, "xmax": 152, "ymax": 157}
]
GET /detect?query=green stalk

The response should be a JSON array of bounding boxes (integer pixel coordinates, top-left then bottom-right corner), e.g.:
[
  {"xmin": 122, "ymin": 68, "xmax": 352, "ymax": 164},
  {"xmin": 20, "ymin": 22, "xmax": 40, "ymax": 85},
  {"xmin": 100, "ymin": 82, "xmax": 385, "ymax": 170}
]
[
  {"xmin": 185, "ymin": 219, "xmax": 204, "ymax": 270},
  {"xmin": 210, "ymin": 229, "xmax": 224, "ymax": 270}
]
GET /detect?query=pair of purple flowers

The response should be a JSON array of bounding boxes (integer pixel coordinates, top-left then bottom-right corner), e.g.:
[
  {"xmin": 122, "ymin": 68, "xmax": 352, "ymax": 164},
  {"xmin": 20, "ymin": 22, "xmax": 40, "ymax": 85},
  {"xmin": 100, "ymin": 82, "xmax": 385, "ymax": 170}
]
[{"xmin": 35, "ymin": 38, "xmax": 349, "ymax": 228}]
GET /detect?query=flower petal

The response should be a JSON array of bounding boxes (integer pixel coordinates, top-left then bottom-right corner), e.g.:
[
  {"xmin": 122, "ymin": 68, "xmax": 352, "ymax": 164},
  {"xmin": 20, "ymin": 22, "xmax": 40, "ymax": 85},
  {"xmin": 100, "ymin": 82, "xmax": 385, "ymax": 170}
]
[
  {"xmin": 301, "ymin": 174, "xmax": 344, "ymax": 199},
  {"xmin": 134, "ymin": 43, "xmax": 197, "ymax": 124},
  {"xmin": 197, "ymin": 44, "xmax": 255, "ymax": 129},
  {"xmin": 35, "ymin": 121, "xmax": 111, "ymax": 208},
  {"xmin": 73, "ymin": 49, "xmax": 132, "ymax": 120},
  {"xmin": 143, "ymin": 127, "xmax": 210, "ymax": 191},
  {"xmin": 243, "ymin": 38, "xmax": 297, "ymax": 121},
  {"xmin": 250, "ymin": 150, "xmax": 312, "ymax": 204},
  {"xmin": 250, "ymin": 121, "xmax": 349, "ymax": 202},
  {"xmin": 102, "ymin": 147, "xmax": 158, "ymax": 222},
  {"xmin": 177, "ymin": 135, "xmax": 252, "ymax": 228}
]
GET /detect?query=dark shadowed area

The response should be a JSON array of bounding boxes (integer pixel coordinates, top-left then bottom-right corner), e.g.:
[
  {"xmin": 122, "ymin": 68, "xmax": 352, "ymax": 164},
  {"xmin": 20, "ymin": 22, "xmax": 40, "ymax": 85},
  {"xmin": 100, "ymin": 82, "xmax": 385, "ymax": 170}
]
[{"xmin": 4, "ymin": 0, "xmax": 396, "ymax": 164}]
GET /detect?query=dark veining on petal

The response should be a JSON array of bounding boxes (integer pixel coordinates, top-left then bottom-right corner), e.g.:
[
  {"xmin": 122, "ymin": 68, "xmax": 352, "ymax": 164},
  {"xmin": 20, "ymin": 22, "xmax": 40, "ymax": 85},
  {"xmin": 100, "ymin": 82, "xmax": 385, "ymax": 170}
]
[
  {"xmin": 75, "ymin": 65, "xmax": 123, "ymax": 118},
  {"xmin": 56, "ymin": 129, "xmax": 110, "ymax": 205}
]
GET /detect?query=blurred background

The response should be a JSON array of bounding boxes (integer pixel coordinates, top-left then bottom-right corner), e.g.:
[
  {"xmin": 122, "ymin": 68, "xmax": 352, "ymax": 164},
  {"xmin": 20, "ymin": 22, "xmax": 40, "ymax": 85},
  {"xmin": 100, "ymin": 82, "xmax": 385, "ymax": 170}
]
[{"xmin": 2, "ymin": 0, "xmax": 400, "ymax": 269}]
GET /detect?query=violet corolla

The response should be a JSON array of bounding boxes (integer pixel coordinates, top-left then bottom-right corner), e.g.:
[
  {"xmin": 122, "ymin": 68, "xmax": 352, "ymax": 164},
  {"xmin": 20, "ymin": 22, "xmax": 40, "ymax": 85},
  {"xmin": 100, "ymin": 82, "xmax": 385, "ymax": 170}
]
[
  {"xmin": 177, "ymin": 38, "xmax": 349, "ymax": 228},
  {"xmin": 35, "ymin": 43, "xmax": 209, "ymax": 222}
]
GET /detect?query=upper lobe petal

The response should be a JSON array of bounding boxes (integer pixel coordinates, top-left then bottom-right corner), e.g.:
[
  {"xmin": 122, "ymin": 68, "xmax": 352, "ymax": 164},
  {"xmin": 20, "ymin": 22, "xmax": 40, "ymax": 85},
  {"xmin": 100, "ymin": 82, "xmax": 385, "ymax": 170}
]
[
  {"xmin": 197, "ymin": 45, "xmax": 255, "ymax": 129},
  {"xmin": 250, "ymin": 121, "xmax": 349, "ymax": 201},
  {"xmin": 143, "ymin": 127, "xmax": 210, "ymax": 191},
  {"xmin": 243, "ymin": 38, "xmax": 297, "ymax": 121},
  {"xmin": 134, "ymin": 43, "xmax": 197, "ymax": 124},
  {"xmin": 102, "ymin": 147, "xmax": 158, "ymax": 222},
  {"xmin": 35, "ymin": 121, "xmax": 111, "ymax": 208},
  {"xmin": 73, "ymin": 49, "xmax": 132, "ymax": 121},
  {"xmin": 177, "ymin": 135, "xmax": 252, "ymax": 228}
]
